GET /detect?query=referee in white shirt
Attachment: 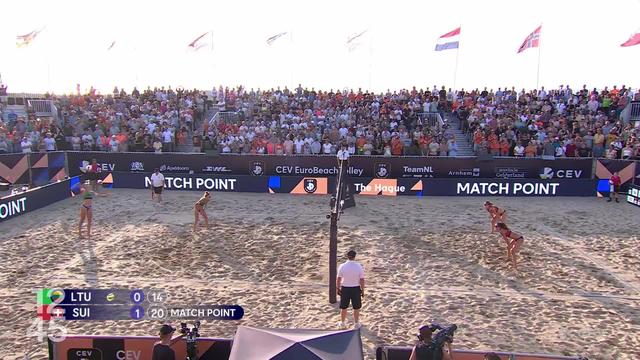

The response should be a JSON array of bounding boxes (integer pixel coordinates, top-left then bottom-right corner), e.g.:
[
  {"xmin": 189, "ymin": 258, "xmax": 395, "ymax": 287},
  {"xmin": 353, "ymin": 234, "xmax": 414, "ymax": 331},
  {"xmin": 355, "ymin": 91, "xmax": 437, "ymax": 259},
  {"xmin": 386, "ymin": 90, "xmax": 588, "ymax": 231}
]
[
  {"xmin": 150, "ymin": 168, "xmax": 165, "ymax": 203},
  {"xmin": 337, "ymin": 250, "xmax": 365, "ymax": 329},
  {"xmin": 337, "ymin": 144, "xmax": 350, "ymax": 164}
]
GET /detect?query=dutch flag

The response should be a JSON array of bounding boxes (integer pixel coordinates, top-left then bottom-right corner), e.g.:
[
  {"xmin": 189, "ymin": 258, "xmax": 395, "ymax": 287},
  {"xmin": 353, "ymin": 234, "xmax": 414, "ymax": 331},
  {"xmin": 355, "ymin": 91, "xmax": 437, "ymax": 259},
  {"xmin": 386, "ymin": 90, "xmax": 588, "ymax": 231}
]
[{"xmin": 435, "ymin": 27, "xmax": 460, "ymax": 51}]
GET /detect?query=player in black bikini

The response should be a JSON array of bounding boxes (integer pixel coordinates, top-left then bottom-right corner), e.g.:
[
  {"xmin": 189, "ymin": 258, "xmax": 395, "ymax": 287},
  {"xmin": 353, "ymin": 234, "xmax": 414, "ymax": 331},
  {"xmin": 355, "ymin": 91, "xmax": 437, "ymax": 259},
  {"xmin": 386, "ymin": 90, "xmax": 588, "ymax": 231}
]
[
  {"xmin": 79, "ymin": 187, "xmax": 94, "ymax": 239},
  {"xmin": 78, "ymin": 186, "xmax": 108, "ymax": 239},
  {"xmin": 484, "ymin": 201, "xmax": 507, "ymax": 233},
  {"xmin": 495, "ymin": 222, "xmax": 524, "ymax": 272}
]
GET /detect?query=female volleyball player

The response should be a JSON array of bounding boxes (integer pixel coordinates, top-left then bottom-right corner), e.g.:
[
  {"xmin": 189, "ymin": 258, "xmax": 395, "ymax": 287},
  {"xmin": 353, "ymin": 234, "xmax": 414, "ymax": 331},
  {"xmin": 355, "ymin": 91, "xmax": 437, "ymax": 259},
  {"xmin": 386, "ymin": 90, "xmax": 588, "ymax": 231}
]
[
  {"xmin": 193, "ymin": 191, "xmax": 211, "ymax": 231},
  {"xmin": 484, "ymin": 201, "xmax": 507, "ymax": 233},
  {"xmin": 495, "ymin": 222, "xmax": 524, "ymax": 271},
  {"xmin": 78, "ymin": 186, "xmax": 107, "ymax": 239}
]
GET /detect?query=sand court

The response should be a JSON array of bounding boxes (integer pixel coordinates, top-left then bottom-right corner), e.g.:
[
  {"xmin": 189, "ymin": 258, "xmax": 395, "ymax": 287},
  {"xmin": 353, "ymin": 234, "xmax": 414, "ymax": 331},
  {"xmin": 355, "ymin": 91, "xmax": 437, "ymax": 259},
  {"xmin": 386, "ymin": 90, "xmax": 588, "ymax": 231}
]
[{"xmin": 0, "ymin": 190, "xmax": 639, "ymax": 359}]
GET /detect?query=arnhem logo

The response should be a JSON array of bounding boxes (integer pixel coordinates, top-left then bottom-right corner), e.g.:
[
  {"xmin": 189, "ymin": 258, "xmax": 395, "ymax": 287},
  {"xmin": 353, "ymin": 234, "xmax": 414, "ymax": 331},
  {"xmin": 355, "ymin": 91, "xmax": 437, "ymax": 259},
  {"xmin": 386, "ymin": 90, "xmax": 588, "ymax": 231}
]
[
  {"xmin": 129, "ymin": 162, "xmax": 144, "ymax": 171},
  {"xmin": 375, "ymin": 163, "xmax": 390, "ymax": 178},
  {"xmin": 251, "ymin": 161, "xmax": 264, "ymax": 176},
  {"xmin": 159, "ymin": 165, "xmax": 191, "ymax": 172},
  {"xmin": 448, "ymin": 168, "xmax": 480, "ymax": 177},
  {"xmin": 304, "ymin": 179, "xmax": 317, "ymax": 193},
  {"xmin": 539, "ymin": 167, "xmax": 554, "ymax": 179}
]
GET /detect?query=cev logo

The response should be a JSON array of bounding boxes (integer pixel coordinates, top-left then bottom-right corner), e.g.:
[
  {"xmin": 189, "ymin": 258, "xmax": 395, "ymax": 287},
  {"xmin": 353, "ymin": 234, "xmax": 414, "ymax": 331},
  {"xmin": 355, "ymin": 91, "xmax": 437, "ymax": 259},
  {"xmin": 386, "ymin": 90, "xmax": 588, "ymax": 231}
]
[
  {"xmin": 116, "ymin": 350, "xmax": 141, "ymax": 360},
  {"xmin": 540, "ymin": 167, "xmax": 583, "ymax": 179},
  {"xmin": 539, "ymin": 167, "xmax": 554, "ymax": 179}
]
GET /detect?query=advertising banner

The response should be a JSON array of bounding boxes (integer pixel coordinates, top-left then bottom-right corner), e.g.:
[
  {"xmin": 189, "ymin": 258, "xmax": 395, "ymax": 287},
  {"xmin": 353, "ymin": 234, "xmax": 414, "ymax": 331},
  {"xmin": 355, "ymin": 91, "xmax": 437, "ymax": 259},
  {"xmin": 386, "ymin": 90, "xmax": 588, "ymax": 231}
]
[
  {"xmin": 0, "ymin": 177, "xmax": 73, "ymax": 223},
  {"xmin": 66, "ymin": 152, "xmax": 594, "ymax": 180},
  {"xmin": 0, "ymin": 153, "xmax": 29, "ymax": 184},
  {"xmin": 594, "ymin": 159, "xmax": 636, "ymax": 195},
  {"xmin": 351, "ymin": 178, "xmax": 597, "ymax": 197},
  {"xmin": 110, "ymin": 172, "xmax": 270, "ymax": 193},
  {"xmin": 30, "ymin": 152, "xmax": 68, "ymax": 186},
  {"xmin": 49, "ymin": 336, "xmax": 231, "ymax": 360},
  {"xmin": 109, "ymin": 172, "xmax": 597, "ymax": 197}
]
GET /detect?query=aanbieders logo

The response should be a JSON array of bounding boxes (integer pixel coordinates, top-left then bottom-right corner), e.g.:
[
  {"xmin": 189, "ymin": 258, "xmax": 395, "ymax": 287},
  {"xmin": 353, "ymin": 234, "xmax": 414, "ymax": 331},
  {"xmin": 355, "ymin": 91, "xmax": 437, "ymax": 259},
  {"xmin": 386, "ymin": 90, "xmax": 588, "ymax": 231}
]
[{"xmin": 159, "ymin": 165, "xmax": 191, "ymax": 172}]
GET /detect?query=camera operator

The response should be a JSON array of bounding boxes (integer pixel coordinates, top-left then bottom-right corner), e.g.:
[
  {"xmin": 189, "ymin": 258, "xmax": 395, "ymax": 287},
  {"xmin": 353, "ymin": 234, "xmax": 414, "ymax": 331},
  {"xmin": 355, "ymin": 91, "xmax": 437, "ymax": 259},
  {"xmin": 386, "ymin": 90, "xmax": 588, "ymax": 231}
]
[
  {"xmin": 409, "ymin": 325, "xmax": 454, "ymax": 360},
  {"xmin": 152, "ymin": 324, "xmax": 185, "ymax": 360}
]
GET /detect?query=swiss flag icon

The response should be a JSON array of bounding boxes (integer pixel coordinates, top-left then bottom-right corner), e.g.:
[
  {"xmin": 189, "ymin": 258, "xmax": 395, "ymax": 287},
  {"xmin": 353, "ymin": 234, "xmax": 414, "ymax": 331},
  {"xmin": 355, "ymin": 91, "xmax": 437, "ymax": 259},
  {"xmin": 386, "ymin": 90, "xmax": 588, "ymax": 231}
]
[
  {"xmin": 37, "ymin": 305, "xmax": 65, "ymax": 320},
  {"xmin": 37, "ymin": 305, "xmax": 51, "ymax": 320}
]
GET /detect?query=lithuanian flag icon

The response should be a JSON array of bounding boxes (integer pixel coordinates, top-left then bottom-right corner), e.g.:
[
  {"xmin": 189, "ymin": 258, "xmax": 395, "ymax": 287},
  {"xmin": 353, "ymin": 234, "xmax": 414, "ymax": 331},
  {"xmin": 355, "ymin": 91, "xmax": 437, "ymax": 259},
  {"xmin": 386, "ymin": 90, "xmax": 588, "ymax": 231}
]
[{"xmin": 36, "ymin": 288, "xmax": 64, "ymax": 304}]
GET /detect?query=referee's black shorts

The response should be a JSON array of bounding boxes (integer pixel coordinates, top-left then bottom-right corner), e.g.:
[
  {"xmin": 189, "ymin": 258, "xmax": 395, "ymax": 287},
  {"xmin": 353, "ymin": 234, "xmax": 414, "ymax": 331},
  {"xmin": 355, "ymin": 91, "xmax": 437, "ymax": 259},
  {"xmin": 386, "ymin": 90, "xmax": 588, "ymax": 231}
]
[
  {"xmin": 339, "ymin": 286, "xmax": 362, "ymax": 310},
  {"xmin": 153, "ymin": 186, "xmax": 163, "ymax": 194}
]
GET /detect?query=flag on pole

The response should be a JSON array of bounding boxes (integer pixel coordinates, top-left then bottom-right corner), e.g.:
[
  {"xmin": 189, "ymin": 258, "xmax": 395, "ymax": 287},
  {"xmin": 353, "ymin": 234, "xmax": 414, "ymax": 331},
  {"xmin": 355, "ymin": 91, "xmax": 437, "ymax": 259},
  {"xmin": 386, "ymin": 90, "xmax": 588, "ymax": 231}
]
[
  {"xmin": 517, "ymin": 25, "xmax": 541, "ymax": 53},
  {"xmin": 107, "ymin": 41, "xmax": 116, "ymax": 50},
  {"xmin": 266, "ymin": 32, "xmax": 287, "ymax": 46},
  {"xmin": 188, "ymin": 32, "xmax": 209, "ymax": 51},
  {"xmin": 347, "ymin": 30, "xmax": 367, "ymax": 44},
  {"xmin": 435, "ymin": 27, "xmax": 460, "ymax": 51},
  {"xmin": 346, "ymin": 30, "xmax": 368, "ymax": 52},
  {"xmin": 16, "ymin": 28, "xmax": 44, "ymax": 48},
  {"xmin": 620, "ymin": 32, "xmax": 640, "ymax": 47}
]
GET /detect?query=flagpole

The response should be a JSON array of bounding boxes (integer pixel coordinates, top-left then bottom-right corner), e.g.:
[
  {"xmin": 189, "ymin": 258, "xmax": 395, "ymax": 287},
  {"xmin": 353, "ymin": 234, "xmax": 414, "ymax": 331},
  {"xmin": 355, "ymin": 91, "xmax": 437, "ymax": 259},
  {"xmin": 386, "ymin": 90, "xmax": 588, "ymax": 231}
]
[
  {"xmin": 47, "ymin": 62, "xmax": 51, "ymax": 94},
  {"xmin": 211, "ymin": 31, "xmax": 215, "ymax": 89},
  {"xmin": 536, "ymin": 24, "xmax": 542, "ymax": 90},
  {"xmin": 368, "ymin": 28, "xmax": 372, "ymax": 91},
  {"xmin": 290, "ymin": 30, "xmax": 294, "ymax": 90},
  {"xmin": 453, "ymin": 25, "xmax": 461, "ymax": 93}
]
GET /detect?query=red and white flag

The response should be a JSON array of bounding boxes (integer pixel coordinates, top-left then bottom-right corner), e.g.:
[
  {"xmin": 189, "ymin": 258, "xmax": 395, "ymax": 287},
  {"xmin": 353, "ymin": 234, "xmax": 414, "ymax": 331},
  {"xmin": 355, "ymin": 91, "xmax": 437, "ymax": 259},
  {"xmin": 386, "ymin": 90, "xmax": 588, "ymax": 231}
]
[
  {"xmin": 621, "ymin": 32, "xmax": 640, "ymax": 47},
  {"xmin": 266, "ymin": 32, "xmax": 288, "ymax": 46},
  {"xmin": 435, "ymin": 27, "xmax": 460, "ymax": 51},
  {"xmin": 188, "ymin": 32, "xmax": 209, "ymax": 51},
  {"xmin": 517, "ymin": 25, "xmax": 541, "ymax": 53},
  {"xmin": 16, "ymin": 27, "xmax": 44, "ymax": 48}
]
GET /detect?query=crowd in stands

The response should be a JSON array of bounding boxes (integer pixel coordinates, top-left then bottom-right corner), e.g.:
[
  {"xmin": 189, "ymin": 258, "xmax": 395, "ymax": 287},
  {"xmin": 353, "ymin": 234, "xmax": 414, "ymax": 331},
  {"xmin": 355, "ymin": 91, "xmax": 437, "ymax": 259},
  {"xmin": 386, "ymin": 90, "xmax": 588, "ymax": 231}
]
[
  {"xmin": 0, "ymin": 86, "xmax": 206, "ymax": 154},
  {"xmin": 207, "ymin": 85, "xmax": 456, "ymax": 156},
  {"xmin": 458, "ymin": 85, "xmax": 640, "ymax": 160},
  {"xmin": 208, "ymin": 84, "xmax": 639, "ymax": 159},
  {"xmin": 1, "ymin": 84, "xmax": 638, "ymax": 160}
]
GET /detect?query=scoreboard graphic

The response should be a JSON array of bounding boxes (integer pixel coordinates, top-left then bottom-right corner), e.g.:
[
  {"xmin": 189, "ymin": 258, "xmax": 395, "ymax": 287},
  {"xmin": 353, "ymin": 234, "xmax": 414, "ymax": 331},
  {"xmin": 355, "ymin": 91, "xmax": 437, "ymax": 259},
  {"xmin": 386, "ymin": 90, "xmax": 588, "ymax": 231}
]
[{"xmin": 36, "ymin": 288, "xmax": 244, "ymax": 321}]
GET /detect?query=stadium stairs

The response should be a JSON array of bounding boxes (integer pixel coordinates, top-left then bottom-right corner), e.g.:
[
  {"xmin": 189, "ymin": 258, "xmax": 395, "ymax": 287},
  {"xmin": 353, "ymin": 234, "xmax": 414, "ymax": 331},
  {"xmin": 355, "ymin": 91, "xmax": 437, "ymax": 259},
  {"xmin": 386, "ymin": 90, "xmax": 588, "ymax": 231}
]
[
  {"xmin": 174, "ymin": 106, "xmax": 218, "ymax": 153},
  {"xmin": 446, "ymin": 113, "xmax": 475, "ymax": 156}
]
